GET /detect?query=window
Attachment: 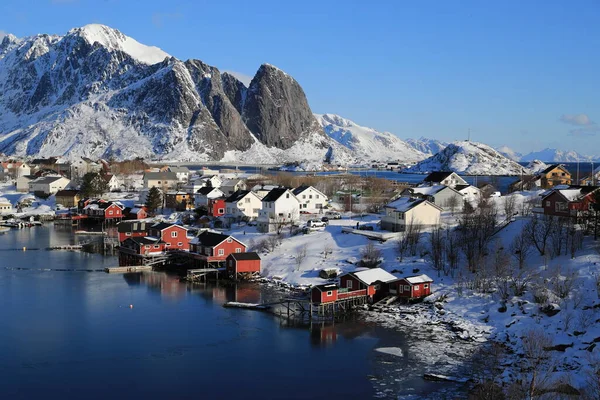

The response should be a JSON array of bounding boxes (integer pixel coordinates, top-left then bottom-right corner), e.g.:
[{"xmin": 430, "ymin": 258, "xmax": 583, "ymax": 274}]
[
  {"xmin": 218, "ymin": 249, "xmax": 224, "ymax": 256},
  {"xmin": 347, "ymin": 280, "xmax": 353, "ymax": 289},
  {"xmin": 227, "ymin": 238, "xmax": 232, "ymax": 243},
  {"xmin": 171, "ymin": 231, "xmax": 178, "ymax": 238},
  {"xmin": 302, "ymin": 195, "xmax": 306, "ymax": 199},
  {"xmin": 166, "ymin": 243, "xmax": 171, "ymax": 247},
  {"xmin": 309, "ymin": 195, "xmax": 312, "ymax": 199},
  {"xmin": 404, "ymin": 285, "xmax": 410, "ymax": 291},
  {"xmin": 245, "ymin": 198, "xmax": 250, "ymax": 203},
  {"xmin": 286, "ymin": 194, "xmax": 289, "ymax": 198},
  {"xmin": 316, "ymin": 195, "xmax": 319, "ymax": 199},
  {"xmin": 235, "ymin": 248, "xmax": 241, "ymax": 253},
  {"xmin": 555, "ymin": 202, "xmax": 567, "ymax": 212},
  {"xmin": 545, "ymin": 201, "xmax": 551, "ymax": 207},
  {"xmin": 108, "ymin": 210, "xmax": 113, "ymax": 215},
  {"xmin": 126, "ymin": 232, "xmax": 131, "ymax": 236},
  {"xmin": 424, "ymin": 284, "xmax": 429, "ymax": 289},
  {"xmin": 153, "ymin": 245, "xmax": 160, "ymax": 249},
  {"xmin": 414, "ymin": 285, "xmax": 420, "ymax": 291},
  {"xmin": 218, "ymin": 208, "xmax": 224, "ymax": 214},
  {"xmin": 177, "ymin": 242, "xmax": 183, "ymax": 247},
  {"xmin": 145, "ymin": 245, "xmax": 150, "ymax": 249},
  {"xmin": 326, "ymin": 291, "xmax": 333, "ymax": 296},
  {"xmin": 229, "ymin": 260, "xmax": 233, "ymax": 267}
]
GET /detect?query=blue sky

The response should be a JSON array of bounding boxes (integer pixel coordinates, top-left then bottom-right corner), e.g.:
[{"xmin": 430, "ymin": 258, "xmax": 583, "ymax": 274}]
[{"xmin": 1, "ymin": 0, "xmax": 599, "ymax": 155}]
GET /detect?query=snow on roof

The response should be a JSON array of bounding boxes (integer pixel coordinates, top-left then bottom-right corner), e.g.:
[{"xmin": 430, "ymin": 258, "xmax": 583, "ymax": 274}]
[
  {"xmin": 405, "ymin": 274, "xmax": 433, "ymax": 284},
  {"xmin": 558, "ymin": 189, "xmax": 583, "ymax": 201},
  {"xmin": 352, "ymin": 268, "xmax": 397, "ymax": 285},
  {"xmin": 410, "ymin": 185, "xmax": 446, "ymax": 196},
  {"xmin": 386, "ymin": 197, "xmax": 426, "ymax": 212}
]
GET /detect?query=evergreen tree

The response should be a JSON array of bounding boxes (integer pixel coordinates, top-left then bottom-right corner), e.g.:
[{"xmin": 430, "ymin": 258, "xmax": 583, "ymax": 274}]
[
  {"xmin": 80, "ymin": 172, "xmax": 109, "ymax": 198},
  {"xmin": 145, "ymin": 187, "xmax": 162, "ymax": 215}
]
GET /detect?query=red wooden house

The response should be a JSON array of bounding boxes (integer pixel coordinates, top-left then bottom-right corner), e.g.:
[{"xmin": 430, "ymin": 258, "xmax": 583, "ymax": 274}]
[
  {"xmin": 387, "ymin": 274, "xmax": 433, "ymax": 299},
  {"xmin": 147, "ymin": 222, "xmax": 190, "ymax": 251},
  {"xmin": 189, "ymin": 231, "xmax": 247, "ymax": 267},
  {"xmin": 118, "ymin": 237, "xmax": 166, "ymax": 266},
  {"xmin": 117, "ymin": 220, "xmax": 150, "ymax": 243},
  {"xmin": 208, "ymin": 198, "xmax": 226, "ymax": 217},
  {"xmin": 541, "ymin": 186, "xmax": 598, "ymax": 219},
  {"xmin": 311, "ymin": 283, "xmax": 339, "ymax": 303},
  {"xmin": 226, "ymin": 252, "xmax": 261, "ymax": 279},
  {"xmin": 123, "ymin": 206, "xmax": 148, "ymax": 220},
  {"xmin": 82, "ymin": 200, "xmax": 124, "ymax": 221},
  {"xmin": 339, "ymin": 268, "xmax": 397, "ymax": 302}
]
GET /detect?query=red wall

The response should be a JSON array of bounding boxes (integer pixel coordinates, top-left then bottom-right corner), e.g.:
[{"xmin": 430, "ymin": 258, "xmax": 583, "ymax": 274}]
[
  {"xmin": 210, "ymin": 199, "xmax": 225, "ymax": 217},
  {"xmin": 118, "ymin": 231, "xmax": 146, "ymax": 243},
  {"xmin": 229, "ymin": 259, "xmax": 260, "ymax": 273},
  {"xmin": 311, "ymin": 288, "xmax": 337, "ymax": 303},
  {"xmin": 211, "ymin": 239, "xmax": 246, "ymax": 261},
  {"xmin": 104, "ymin": 204, "xmax": 123, "ymax": 219},
  {"xmin": 157, "ymin": 226, "xmax": 189, "ymax": 250}
]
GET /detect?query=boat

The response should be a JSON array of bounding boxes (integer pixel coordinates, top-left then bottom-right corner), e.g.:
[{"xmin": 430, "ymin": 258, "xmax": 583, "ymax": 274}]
[{"xmin": 0, "ymin": 226, "xmax": 10, "ymax": 233}]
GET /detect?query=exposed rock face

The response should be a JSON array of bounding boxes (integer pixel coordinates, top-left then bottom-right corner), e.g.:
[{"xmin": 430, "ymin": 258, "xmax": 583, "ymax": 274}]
[
  {"xmin": 242, "ymin": 64, "xmax": 324, "ymax": 149},
  {"xmin": 0, "ymin": 24, "xmax": 331, "ymax": 161}
]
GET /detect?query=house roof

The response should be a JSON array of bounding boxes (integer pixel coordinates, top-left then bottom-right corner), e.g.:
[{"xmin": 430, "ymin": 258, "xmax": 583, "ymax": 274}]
[
  {"xmin": 292, "ymin": 185, "xmax": 311, "ymax": 195},
  {"xmin": 351, "ymin": 268, "xmax": 397, "ymax": 285},
  {"xmin": 117, "ymin": 220, "xmax": 149, "ymax": 233},
  {"xmin": 225, "ymin": 189, "xmax": 252, "ymax": 203},
  {"xmin": 422, "ymin": 171, "xmax": 455, "ymax": 183},
  {"xmin": 543, "ymin": 185, "xmax": 599, "ymax": 202},
  {"xmin": 221, "ymin": 179, "xmax": 243, "ymax": 186},
  {"xmin": 262, "ymin": 187, "xmax": 290, "ymax": 202},
  {"xmin": 540, "ymin": 164, "xmax": 570, "ymax": 175},
  {"xmin": 228, "ymin": 252, "xmax": 261, "ymax": 261},
  {"xmin": 125, "ymin": 237, "xmax": 164, "ymax": 246},
  {"xmin": 406, "ymin": 185, "xmax": 447, "ymax": 196},
  {"xmin": 168, "ymin": 166, "xmax": 190, "ymax": 173},
  {"xmin": 313, "ymin": 283, "xmax": 338, "ymax": 291},
  {"xmin": 191, "ymin": 231, "xmax": 232, "ymax": 247},
  {"xmin": 143, "ymin": 171, "xmax": 178, "ymax": 181},
  {"xmin": 31, "ymin": 175, "xmax": 66, "ymax": 185},
  {"xmin": 197, "ymin": 187, "xmax": 221, "ymax": 196},
  {"xmin": 405, "ymin": 274, "xmax": 434, "ymax": 284},
  {"xmin": 151, "ymin": 222, "xmax": 186, "ymax": 231},
  {"xmin": 55, "ymin": 189, "xmax": 80, "ymax": 197},
  {"xmin": 386, "ymin": 197, "xmax": 433, "ymax": 212},
  {"xmin": 454, "ymin": 184, "xmax": 477, "ymax": 192}
]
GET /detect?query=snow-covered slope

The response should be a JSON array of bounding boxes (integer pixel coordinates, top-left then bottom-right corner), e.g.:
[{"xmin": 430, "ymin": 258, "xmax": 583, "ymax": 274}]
[
  {"xmin": 315, "ymin": 114, "xmax": 427, "ymax": 162},
  {"xmin": 496, "ymin": 145, "xmax": 522, "ymax": 162},
  {"xmin": 405, "ymin": 137, "xmax": 447, "ymax": 156},
  {"xmin": 0, "ymin": 24, "xmax": 341, "ymax": 163},
  {"xmin": 525, "ymin": 159, "xmax": 548, "ymax": 174},
  {"xmin": 407, "ymin": 140, "xmax": 528, "ymax": 175},
  {"xmin": 521, "ymin": 148, "xmax": 594, "ymax": 162}
]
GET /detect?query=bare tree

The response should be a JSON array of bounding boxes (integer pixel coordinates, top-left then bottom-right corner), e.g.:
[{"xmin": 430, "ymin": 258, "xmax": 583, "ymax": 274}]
[
  {"xmin": 446, "ymin": 195, "xmax": 460, "ymax": 215},
  {"xmin": 429, "ymin": 225, "xmax": 445, "ymax": 276},
  {"xmin": 444, "ymin": 229, "xmax": 459, "ymax": 276},
  {"xmin": 510, "ymin": 231, "xmax": 533, "ymax": 269},
  {"xmin": 503, "ymin": 193, "xmax": 517, "ymax": 219},
  {"xmin": 524, "ymin": 214, "xmax": 555, "ymax": 256},
  {"xmin": 322, "ymin": 243, "xmax": 333, "ymax": 260},
  {"xmin": 520, "ymin": 329, "xmax": 555, "ymax": 398},
  {"xmin": 361, "ymin": 242, "xmax": 382, "ymax": 268},
  {"xmin": 550, "ymin": 265, "xmax": 578, "ymax": 299},
  {"xmin": 294, "ymin": 244, "xmax": 308, "ymax": 271}
]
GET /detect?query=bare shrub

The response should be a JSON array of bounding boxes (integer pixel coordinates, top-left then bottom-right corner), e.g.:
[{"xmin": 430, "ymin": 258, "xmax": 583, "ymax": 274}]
[
  {"xmin": 510, "ymin": 231, "xmax": 533, "ymax": 270},
  {"xmin": 520, "ymin": 329, "xmax": 555, "ymax": 398},
  {"xmin": 322, "ymin": 243, "xmax": 333, "ymax": 260},
  {"xmin": 550, "ymin": 266, "xmax": 577, "ymax": 299},
  {"xmin": 361, "ymin": 242, "xmax": 382, "ymax": 268},
  {"xmin": 294, "ymin": 244, "xmax": 308, "ymax": 271}
]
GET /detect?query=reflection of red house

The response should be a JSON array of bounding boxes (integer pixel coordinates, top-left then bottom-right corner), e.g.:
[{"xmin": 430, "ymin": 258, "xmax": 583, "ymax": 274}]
[
  {"xmin": 226, "ymin": 252, "xmax": 261, "ymax": 278},
  {"xmin": 119, "ymin": 237, "xmax": 165, "ymax": 255},
  {"xmin": 209, "ymin": 198, "xmax": 226, "ymax": 217},
  {"xmin": 189, "ymin": 231, "xmax": 246, "ymax": 267},
  {"xmin": 147, "ymin": 222, "xmax": 190, "ymax": 251},
  {"xmin": 388, "ymin": 274, "xmax": 433, "ymax": 299},
  {"xmin": 117, "ymin": 220, "xmax": 150, "ymax": 243}
]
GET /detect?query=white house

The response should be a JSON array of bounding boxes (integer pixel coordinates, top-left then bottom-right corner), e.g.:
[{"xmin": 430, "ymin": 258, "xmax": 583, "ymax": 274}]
[
  {"xmin": 16, "ymin": 175, "xmax": 35, "ymax": 192},
  {"xmin": 28, "ymin": 176, "xmax": 71, "ymax": 195},
  {"xmin": 143, "ymin": 172, "xmax": 179, "ymax": 190},
  {"xmin": 401, "ymin": 185, "xmax": 464, "ymax": 211},
  {"xmin": 220, "ymin": 179, "xmax": 247, "ymax": 196},
  {"xmin": 292, "ymin": 185, "xmax": 328, "ymax": 211},
  {"xmin": 0, "ymin": 198, "xmax": 13, "ymax": 215},
  {"xmin": 420, "ymin": 171, "xmax": 468, "ymax": 188},
  {"xmin": 1, "ymin": 161, "xmax": 31, "ymax": 179},
  {"xmin": 196, "ymin": 168, "xmax": 220, "ymax": 177},
  {"xmin": 381, "ymin": 197, "xmax": 441, "ymax": 232},
  {"xmin": 200, "ymin": 175, "xmax": 223, "ymax": 188},
  {"xmin": 104, "ymin": 174, "xmax": 123, "ymax": 192},
  {"xmin": 455, "ymin": 184, "xmax": 481, "ymax": 203},
  {"xmin": 168, "ymin": 166, "xmax": 191, "ymax": 182},
  {"xmin": 224, "ymin": 190, "xmax": 263, "ymax": 222},
  {"xmin": 194, "ymin": 187, "xmax": 225, "ymax": 206},
  {"xmin": 257, "ymin": 188, "xmax": 300, "ymax": 233},
  {"xmin": 70, "ymin": 158, "xmax": 101, "ymax": 180}
]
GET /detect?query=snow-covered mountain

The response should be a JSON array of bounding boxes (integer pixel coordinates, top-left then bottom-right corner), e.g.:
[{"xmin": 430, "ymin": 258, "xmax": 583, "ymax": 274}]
[
  {"xmin": 405, "ymin": 137, "xmax": 447, "ymax": 156},
  {"xmin": 496, "ymin": 145, "xmax": 522, "ymax": 162},
  {"xmin": 407, "ymin": 140, "xmax": 528, "ymax": 175},
  {"xmin": 315, "ymin": 114, "xmax": 427, "ymax": 163},
  {"xmin": 521, "ymin": 148, "xmax": 594, "ymax": 163},
  {"xmin": 0, "ymin": 24, "xmax": 352, "ymax": 164},
  {"xmin": 525, "ymin": 159, "xmax": 548, "ymax": 174}
]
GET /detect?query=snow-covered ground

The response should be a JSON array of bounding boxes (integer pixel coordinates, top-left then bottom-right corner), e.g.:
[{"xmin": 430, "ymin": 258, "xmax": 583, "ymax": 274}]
[{"xmin": 220, "ymin": 193, "xmax": 600, "ymax": 394}]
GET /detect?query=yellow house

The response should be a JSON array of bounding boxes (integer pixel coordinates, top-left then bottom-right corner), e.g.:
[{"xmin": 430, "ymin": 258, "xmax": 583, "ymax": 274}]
[
  {"xmin": 538, "ymin": 164, "xmax": 571, "ymax": 189},
  {"xmin": 55, "ymin": 190, "xmax": 81, "ymax": 207},
  {"xmin": 381, "ymin": 197, "xmax": 442, "ymax": 232}
]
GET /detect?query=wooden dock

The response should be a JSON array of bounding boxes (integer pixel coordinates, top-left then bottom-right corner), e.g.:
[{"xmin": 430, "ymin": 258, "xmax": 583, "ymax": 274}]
[
  {"xmin": 223, "ymin": 302, "xmax": 271, "ymax": 310},
  {"xmin": 105, "ymin": 266, "xmax": 153, "ymax": 273},
  {"xmin": 186, "ymin": 268, "xmax": 225, "ymax": 281}
]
